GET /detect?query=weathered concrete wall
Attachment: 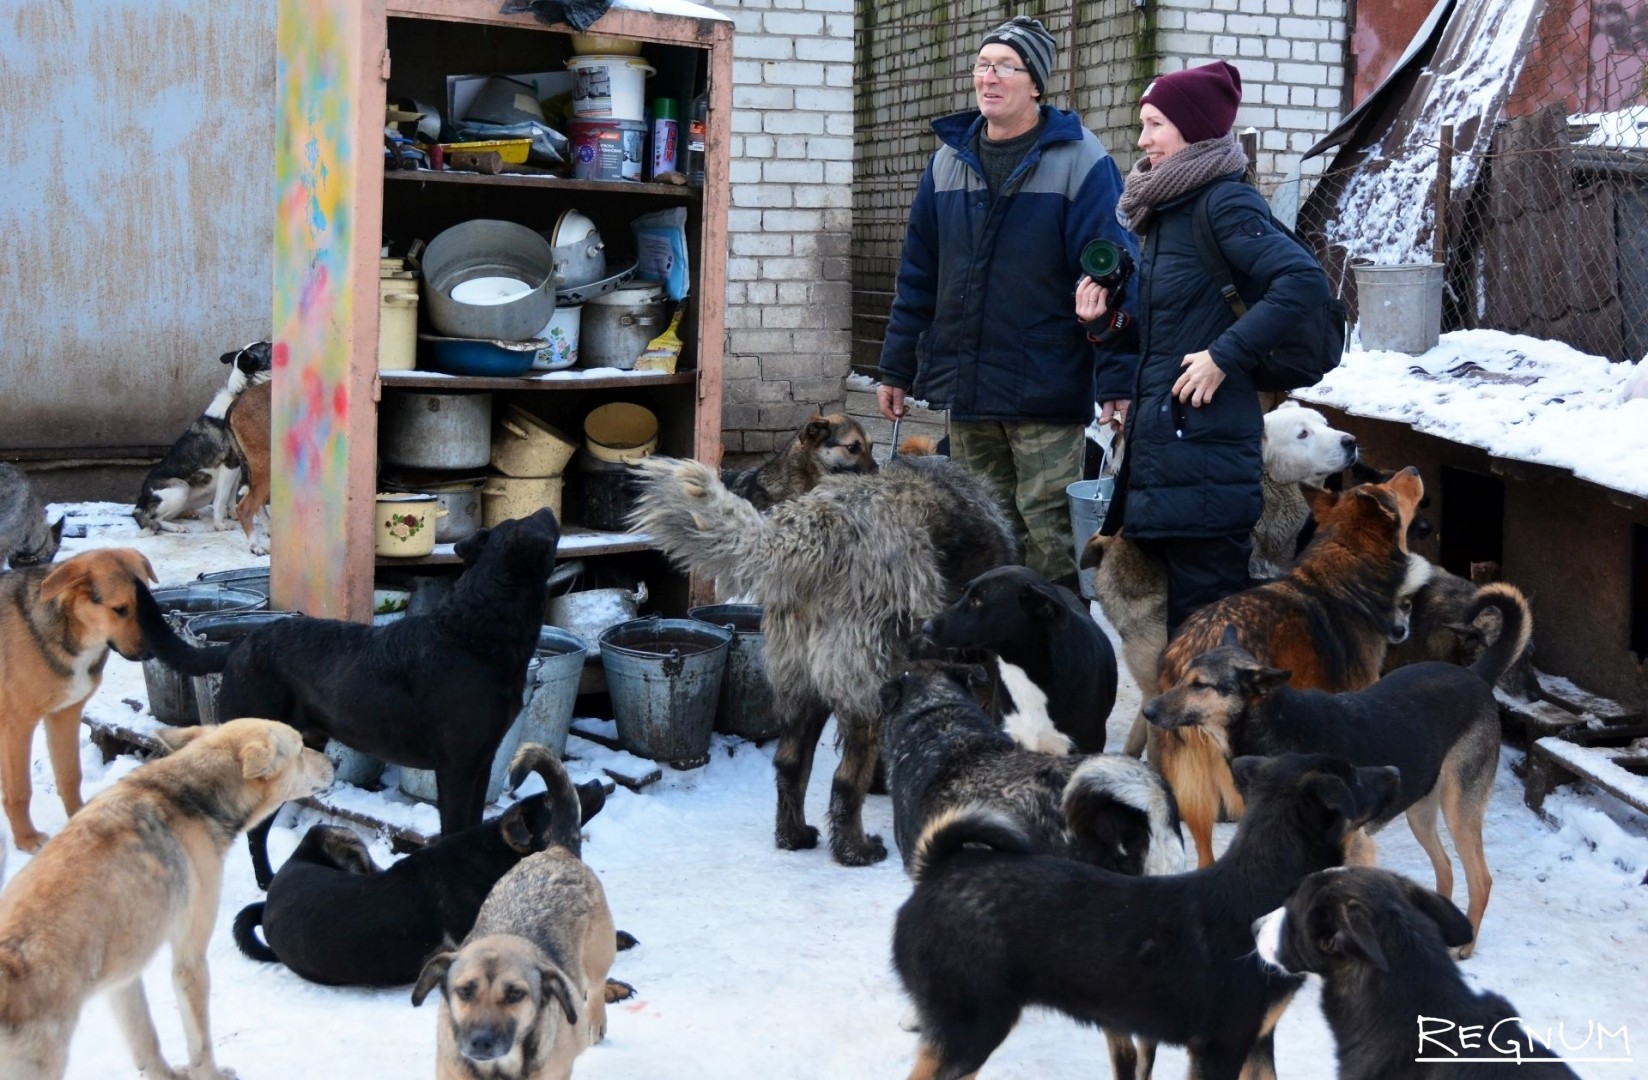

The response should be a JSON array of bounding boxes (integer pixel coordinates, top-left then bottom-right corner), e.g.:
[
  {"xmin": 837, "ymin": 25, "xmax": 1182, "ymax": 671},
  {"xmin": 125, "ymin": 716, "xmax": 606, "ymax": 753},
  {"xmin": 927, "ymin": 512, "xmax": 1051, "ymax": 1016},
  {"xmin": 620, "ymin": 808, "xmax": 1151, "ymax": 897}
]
[{"xmin": 0, "ymin": 0, "xmax": 274, "ymax": 452}]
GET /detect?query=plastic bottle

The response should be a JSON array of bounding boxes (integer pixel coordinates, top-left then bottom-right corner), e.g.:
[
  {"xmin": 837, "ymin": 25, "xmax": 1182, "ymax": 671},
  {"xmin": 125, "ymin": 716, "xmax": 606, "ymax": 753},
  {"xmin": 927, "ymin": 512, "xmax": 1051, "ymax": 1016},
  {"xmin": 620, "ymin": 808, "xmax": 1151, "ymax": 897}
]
[
  {"xmin": 650, "ymin": 97, "xmax": 679, "ymax": 180},
  {"xmin": 686, "ymin": 91, "xmax": 707, "ymax": 187}
]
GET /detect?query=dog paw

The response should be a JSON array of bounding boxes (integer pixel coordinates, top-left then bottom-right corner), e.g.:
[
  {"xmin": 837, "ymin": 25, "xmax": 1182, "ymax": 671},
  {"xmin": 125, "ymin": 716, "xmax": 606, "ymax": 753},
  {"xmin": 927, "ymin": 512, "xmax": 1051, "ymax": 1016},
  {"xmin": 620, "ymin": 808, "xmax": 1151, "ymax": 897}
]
[
  {"xmin": 605, "ymin": 978, "xmax": 637, "ymax": 1003},
  {"xmin": 248, "ymin": 542, "xmax": 269, "ymax": 557},
  {"xmin": 211, "ymin": 519, "xmax": 237, "ymax": 532},
  {"xmin": 616, "ymin": 930, "xmax": 640, "ymax": 951},
  {"xmin": 833, "ymin": 833, "xmax": 888, "ymax": 867},
  {"xmin": 898, "ymin": 1007, "xmax": 922, "ymax": 1033},
  {"xmin": 158, "ymin": 521, "xmax": 189, "ymax": 535},
  {"xmin": 776, "ymin": 824, "xmax": 820, "ymax": 851},
  {"xmin": 12, "ymin": 828, "xmax": 47, "ymax": 853}
]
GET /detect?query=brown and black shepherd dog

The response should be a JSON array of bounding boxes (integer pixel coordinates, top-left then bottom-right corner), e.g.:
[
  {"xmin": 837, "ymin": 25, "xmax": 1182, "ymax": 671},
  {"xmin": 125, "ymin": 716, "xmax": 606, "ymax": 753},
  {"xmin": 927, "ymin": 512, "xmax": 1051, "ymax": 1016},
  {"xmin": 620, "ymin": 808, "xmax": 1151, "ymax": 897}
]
[
  {"xmin": 721, "ymin": 413, "xmax": 876, "ymax": 511},
  {"xmin": 1153, "ymin": 467, "xmax": 1425, "ymax": 868}
]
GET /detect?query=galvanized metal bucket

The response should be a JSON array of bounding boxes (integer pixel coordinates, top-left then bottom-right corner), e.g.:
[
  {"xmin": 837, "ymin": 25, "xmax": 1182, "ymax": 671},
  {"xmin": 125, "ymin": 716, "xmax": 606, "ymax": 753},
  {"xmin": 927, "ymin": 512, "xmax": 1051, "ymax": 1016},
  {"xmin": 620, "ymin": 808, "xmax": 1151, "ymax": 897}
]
[
  {"xmin": 186, "ymin": 611, "xmax": 304, "ymax": 726},
  {"xmin": 687, "ymin": 603, "xmax": 778, "ymax": 741},
  {"xmin": 195, "ymin": 566, "xmax": 272, "ymax": 597},
  {"xmin": 598, "ymin": 617, "xmax": 731, "ymax": 766},
  {"xmin": 1066, "ymin": 477, "xmax": 1116, "ymax": 602},
  {"xmin": 520, "ymin": 625, "xmax": 591, "ymax": 758},
  {"xmin": 142, "ymin": 585, "xmax": 268, "ymax": 725}
]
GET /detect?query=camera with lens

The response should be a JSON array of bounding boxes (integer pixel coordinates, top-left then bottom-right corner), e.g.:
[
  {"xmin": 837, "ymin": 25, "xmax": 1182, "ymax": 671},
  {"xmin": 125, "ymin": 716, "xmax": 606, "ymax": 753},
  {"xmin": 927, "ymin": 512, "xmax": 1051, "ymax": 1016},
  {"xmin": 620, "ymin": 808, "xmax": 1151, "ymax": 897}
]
[{"xmin": 1080, "ymin": 239, "xmax": 1135, "ymax": 293}]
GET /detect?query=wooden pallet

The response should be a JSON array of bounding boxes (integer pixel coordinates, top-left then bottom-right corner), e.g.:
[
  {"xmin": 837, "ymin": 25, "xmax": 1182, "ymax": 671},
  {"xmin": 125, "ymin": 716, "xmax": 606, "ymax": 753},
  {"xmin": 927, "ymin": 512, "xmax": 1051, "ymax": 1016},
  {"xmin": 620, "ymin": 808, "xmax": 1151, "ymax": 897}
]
[{"xmin": 1525, "ymin": 728, "xmax": 1648, "ymax": 818}]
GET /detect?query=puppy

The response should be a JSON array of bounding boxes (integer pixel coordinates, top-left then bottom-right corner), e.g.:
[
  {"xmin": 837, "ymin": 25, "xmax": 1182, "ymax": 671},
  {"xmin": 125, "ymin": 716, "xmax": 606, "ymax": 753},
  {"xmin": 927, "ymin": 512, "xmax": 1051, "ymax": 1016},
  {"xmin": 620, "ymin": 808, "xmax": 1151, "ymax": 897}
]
[
  {"xmin": 1082, "ymin": 404, "xmax": 1361, "ymax": 755},
  {"xmin": 920, "ymin": 565, "xmax": 1117, "ymax": 754},
  {"xmin": 414, "ymin": 747, "xmax": 618, "ymax": 1080},
  {"xmin": 1386, "ymin": 559, "xmax": 1542, "ymax": 700},
  {"xmin": 1254, "ymin": 867, "xmax": 1579, "ymax": 1078},
  {"xmin": 0, "ymin": 463, "xmax": 62, "ymax": 570},
  {"xmin": 234, "ymin": 747, "xmax": 610, "ymax": 986},
  {"xmin": 1148, "ymin": 581, "xmax": 1530, "ymax": 954},
  {"xmin": 894, "ymin": 753, "xmax": 1401, "ymax": 1080},
  {"xmin": 134, "ymin": 341, "xmax": 274, "ymax": 534},
  {"xmin": 0, "ymin": 547, "xmax": 157, "ymax": 851},
  {"xmin": 0, "ymin": 718, "xmax": 333, "ymax": 1080},
  {"xmin": 1153, "ymin": 469, "xmax": 1426, "ymax": 868},
  {"xmin": 228, "ymin": 377, "xmax": 273, "ymax": 556},
  {"xmin": 721, "ymin": 413, "xmax": 877, "ymax": 511},
  {"xmin": 134, "ymin": 507, "xmax": 562, "ymax": 887}
]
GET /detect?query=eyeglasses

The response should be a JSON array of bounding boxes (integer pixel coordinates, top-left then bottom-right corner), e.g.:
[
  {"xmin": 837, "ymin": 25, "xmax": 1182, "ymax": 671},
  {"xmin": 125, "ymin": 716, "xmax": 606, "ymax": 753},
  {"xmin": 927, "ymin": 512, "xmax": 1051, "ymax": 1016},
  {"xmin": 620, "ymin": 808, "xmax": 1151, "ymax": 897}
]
[{"xmin": 972, "ymin": 61, "xmax": 1028, "ymax": 79}]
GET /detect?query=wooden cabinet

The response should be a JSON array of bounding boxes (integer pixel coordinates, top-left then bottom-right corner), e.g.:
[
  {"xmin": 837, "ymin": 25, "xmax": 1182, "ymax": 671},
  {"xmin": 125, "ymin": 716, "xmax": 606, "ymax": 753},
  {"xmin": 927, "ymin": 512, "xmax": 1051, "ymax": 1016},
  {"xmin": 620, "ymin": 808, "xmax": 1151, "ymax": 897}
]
[{"xmin": 271, "ymin": 0, "xmax": 731, "ymax": 622}]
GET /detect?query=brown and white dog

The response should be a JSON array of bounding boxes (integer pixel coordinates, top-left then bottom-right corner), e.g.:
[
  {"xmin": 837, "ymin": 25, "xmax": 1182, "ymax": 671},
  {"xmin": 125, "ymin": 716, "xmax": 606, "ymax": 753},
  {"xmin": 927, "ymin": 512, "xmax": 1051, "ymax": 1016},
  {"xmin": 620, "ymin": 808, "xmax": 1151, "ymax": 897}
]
[
  {"xmin": 0, "ymin": 547, "xmax": 157, "ymax": 851},
  {"xmin": 721, "ymin": 413, "xmax": 876, "ymax": 511},
  {"xmin": 1153, "ymin": 468, "xmax": 1426, "ymax": 868},
  {"xmin": 228, "ymin": 377, "xmax": 273, "ymax": 555},
  {"xmin": 0, "ymin": 718, "xmax": 333, "ymax": 1079}
]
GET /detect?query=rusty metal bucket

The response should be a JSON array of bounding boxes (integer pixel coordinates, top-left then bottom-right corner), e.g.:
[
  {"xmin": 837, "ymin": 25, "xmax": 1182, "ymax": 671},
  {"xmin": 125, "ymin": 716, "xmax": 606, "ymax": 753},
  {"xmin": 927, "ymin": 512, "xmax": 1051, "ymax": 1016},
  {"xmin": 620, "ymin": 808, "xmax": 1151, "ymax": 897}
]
[
  {"xmin": 687, "ymin": 603, "xmax": 778, "ymax": 741},
  {"xmin": 143, "ymin": 585, "xmax": 268, "ymax": 725},
  {"xmin": 598, "ymin": 617, "xmax": 731, "ymax": 767}
]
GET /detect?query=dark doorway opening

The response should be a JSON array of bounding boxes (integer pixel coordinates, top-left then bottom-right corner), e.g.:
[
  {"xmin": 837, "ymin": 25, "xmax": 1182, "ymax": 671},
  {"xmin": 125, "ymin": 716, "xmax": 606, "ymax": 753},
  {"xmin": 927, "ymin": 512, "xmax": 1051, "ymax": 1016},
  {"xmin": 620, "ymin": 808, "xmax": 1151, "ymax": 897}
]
[
  {"xmin": 1439, "ymin": 467, "xmax": 1504, "ymax": 579},
  {"xmin": 1632, "ymin": 524, "xmax": 1648, "ymax": 661}
]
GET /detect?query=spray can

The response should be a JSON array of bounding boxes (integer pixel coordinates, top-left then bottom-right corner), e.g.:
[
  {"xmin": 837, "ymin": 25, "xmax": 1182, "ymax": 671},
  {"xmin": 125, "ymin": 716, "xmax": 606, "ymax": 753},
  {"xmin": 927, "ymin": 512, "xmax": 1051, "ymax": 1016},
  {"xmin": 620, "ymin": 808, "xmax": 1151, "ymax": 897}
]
[
  {"xmin": 649, "ymin": 98, "xmax": 679, "ymax": 180},
  {"xmin": 686, "ymin": 91, "xmax": 708, "ymax": 187}
]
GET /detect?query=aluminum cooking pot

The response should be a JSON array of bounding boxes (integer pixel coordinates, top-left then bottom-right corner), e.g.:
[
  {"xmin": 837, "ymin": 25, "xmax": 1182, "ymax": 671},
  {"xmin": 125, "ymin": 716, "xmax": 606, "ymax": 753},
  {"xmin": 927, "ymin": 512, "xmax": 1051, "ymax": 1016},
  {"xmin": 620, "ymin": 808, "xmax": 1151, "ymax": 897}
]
[{"xmin": 416, "ymin": 219, "xmax": 557, "ymax": 341}]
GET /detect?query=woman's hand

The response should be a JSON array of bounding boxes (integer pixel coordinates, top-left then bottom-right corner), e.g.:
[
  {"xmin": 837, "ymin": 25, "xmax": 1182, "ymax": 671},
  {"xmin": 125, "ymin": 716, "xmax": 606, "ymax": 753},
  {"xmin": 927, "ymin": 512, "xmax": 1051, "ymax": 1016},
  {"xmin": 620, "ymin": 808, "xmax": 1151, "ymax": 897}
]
[
  {"xmin": 1075, "ymin": 275, "xmax": 1110, "ymax": 324},
  {"xmin": 1098, "ymin": 399, "xmax": 1129, "ymax": 429},
  {"xmin": 1172, "ymin": 351, "xmax": 1225, "ymax": 407},
  {"xmin": 877, "ymin": 384, "xmax": 907, "ymax": 422}
]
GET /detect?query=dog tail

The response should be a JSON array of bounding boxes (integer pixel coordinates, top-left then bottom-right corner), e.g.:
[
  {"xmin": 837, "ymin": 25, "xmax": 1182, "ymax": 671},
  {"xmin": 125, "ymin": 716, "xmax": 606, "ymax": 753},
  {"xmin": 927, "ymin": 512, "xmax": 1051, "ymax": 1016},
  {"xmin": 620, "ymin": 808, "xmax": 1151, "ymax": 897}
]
[
  {"xmin": 909, "ymin": 805, "xmax": 1034, "ymax": 883},
  {"xmin": 627, "ymin": 457, "xmax": 774, "ymax": 596},
  {"xmin": 135, "ymin": 580, "xmax": 231, "ymax": 675},
  {"xmin": 1063, "ymin": 757, "xmax": 1187, "ymax": 876},
  {"xmin": 896, "ymin": 434, "xmax": 941, "ymax": 457},
  {"xmin": 1464, "ymin": 581, "xmax": 1533, "ymax": 689},
  {"xmin": 509, "ymin": 744, "xmax": 584, "ymax": 855},
  {"xmin": 231, "ymin": 903, "xmax": 279, "ymax": 963}
]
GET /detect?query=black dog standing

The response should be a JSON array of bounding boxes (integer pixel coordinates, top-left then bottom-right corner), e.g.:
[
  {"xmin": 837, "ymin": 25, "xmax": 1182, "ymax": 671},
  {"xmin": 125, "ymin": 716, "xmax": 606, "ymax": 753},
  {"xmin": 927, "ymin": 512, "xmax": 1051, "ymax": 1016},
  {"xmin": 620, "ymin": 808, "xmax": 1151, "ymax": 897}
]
[{"xmin": 136, "ymin": 507, "xmax": 562, "ymax": 887}]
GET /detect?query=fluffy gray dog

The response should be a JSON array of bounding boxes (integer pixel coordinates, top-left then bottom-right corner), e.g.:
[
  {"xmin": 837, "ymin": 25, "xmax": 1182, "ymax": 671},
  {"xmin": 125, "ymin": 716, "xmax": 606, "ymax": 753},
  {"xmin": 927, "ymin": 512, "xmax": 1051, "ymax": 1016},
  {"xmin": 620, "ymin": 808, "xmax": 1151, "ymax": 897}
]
[{"xmin": 629, "ymin": 454, "xmax": 1019, "ymax": 866}]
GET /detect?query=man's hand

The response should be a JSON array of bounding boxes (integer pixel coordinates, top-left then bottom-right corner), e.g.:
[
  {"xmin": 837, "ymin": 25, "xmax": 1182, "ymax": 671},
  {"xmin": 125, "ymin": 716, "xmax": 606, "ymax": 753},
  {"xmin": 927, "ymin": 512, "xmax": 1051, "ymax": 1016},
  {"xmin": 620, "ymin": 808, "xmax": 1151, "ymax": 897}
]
[
  {"xmin": 1172, "ymin": 351, "xmax": 1226, "ymax": 407},
  {"xmin": 1098, "ymin": 399, "xmax": 1130, "ymax": 429},
  {"xmin": 877, "ymin": 384, "xmax": 907, "ymax": 422}
]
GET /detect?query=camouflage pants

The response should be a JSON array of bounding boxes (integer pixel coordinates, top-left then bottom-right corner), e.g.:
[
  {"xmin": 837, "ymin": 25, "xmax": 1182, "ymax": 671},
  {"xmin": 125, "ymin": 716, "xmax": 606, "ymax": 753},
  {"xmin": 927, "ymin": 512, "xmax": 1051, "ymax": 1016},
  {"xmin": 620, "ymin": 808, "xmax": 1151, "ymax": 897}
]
[{"xmin": 949, "ymin": 420, "xmax": 1085, "ymax": 585}]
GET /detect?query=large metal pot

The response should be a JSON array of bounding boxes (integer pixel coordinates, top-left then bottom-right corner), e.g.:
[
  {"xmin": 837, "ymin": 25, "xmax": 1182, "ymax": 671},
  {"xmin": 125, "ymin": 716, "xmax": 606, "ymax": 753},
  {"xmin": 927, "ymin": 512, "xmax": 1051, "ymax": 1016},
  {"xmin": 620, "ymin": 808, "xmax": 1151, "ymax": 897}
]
[
  {"xmin": 418, "ymin": 219, "xmax": 557, "ymax": 341},
  {"xmin": 379, "ymin": 390, "xmax": 492, "ymax": 471},
  {"xmin": 580, "ymin": 281, "xmax": 667, "ymax": 369}
]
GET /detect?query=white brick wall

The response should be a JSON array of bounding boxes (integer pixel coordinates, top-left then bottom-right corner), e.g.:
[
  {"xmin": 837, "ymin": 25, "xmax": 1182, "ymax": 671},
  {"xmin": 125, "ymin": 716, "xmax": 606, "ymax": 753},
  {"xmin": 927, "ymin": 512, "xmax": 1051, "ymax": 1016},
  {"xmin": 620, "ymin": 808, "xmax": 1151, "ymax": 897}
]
[
  {"xmin": 717, "ymin": 0, "xmax": 855, "ymax": 457},
  {"xmin": 1157, "ymin": 0, "xmax": 1348, "ymax": 189}
]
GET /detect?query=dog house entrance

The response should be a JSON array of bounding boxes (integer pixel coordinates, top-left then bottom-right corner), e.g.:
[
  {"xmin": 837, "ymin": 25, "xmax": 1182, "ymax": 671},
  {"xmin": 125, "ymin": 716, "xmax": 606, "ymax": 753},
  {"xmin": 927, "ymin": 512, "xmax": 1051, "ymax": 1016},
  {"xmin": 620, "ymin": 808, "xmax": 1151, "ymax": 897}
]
[
  {"xmin": 1439, "ymin": 467, "xmax": 1505, "ymax": 579},
  {"xmin": 1632, "ymin": 524, "xmax": 1648, "ymax": 661}
]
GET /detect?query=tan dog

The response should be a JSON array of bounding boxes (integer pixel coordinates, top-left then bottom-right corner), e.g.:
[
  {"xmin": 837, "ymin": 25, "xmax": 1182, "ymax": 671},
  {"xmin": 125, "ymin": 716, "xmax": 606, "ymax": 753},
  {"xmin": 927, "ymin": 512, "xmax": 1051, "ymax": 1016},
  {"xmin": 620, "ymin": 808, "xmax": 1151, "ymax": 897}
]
[
  {"xmin": 228, "ymin": 378, "xmax": 272, "ymax": 556},
  {"xmin": 0, "ymin": 718, "xmax": 334, "ymax": 1079},
  {"xmin": 414, "ymin": 746, "xmax": 617, "ymax": 1080},
  {"xmin": 0, "ymin": 547, "xmax": 157, "ymax": 851}
]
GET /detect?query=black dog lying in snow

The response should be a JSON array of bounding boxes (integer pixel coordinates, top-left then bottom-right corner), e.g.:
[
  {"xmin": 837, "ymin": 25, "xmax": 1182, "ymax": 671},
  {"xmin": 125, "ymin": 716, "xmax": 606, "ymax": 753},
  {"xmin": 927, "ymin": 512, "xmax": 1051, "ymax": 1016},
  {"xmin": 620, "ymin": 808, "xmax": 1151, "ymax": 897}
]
[
  {"xmin": 920, "ymin": 564, "xmax": 1117, "ymax": 754},
  {"xmin": 1254, "ymin": 867, "xmax": 1578, "ymax": 1079},
  {"xmin": 894, "ymin": 753, "xmax": 1400, "ymax": 1080},
  {"xmin": 233, "ymin": 745, "xmax": 615, "ymax": 987},
  {"xmin": 137, "ymin": 507, "xmax": 562, "ymax": 888}
]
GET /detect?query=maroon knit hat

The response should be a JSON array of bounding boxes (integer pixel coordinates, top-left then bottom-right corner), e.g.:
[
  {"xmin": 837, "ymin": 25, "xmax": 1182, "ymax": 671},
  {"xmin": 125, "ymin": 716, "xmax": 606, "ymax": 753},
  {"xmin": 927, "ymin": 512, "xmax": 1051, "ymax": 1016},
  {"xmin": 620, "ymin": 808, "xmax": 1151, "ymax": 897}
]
[{"xmin": 1140, "ymin": 61, "xmax": 1242, "ymax": 144}]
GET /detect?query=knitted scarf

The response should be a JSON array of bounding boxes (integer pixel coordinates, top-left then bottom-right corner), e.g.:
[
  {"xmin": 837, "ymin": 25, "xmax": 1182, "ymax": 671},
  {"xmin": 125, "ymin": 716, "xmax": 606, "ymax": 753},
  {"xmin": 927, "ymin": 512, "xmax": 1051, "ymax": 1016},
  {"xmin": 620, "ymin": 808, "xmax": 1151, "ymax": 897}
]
[{"xmin": 1117, "ymin": 133, "xmax": 1250, "ymax": 234}]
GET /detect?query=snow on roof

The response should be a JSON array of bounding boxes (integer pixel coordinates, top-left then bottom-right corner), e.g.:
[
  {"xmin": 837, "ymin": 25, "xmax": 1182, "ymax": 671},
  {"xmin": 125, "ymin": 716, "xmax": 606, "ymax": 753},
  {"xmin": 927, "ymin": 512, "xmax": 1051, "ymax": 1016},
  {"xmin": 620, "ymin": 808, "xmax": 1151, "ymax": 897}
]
[
  {"xmin": 1571, "ymin": 105, "xmax": 1648, "ymax": 150},
  {"xmin": 1292, "ymin": 330, "xmax": 1648, "ymax": 498}
]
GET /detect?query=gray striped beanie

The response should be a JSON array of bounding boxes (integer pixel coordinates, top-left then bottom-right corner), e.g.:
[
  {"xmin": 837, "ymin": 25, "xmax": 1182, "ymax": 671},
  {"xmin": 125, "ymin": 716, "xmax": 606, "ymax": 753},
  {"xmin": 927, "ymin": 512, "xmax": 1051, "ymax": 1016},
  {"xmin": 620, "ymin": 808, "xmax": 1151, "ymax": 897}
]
[{"xmin": 982, "ymin": 16, "xmax": 1056, "ymax": 96}]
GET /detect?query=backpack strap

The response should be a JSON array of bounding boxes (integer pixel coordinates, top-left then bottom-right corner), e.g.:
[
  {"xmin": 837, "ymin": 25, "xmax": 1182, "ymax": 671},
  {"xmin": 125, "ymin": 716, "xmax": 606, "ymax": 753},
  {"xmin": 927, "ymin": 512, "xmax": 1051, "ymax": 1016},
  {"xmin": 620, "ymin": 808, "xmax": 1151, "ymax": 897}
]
[{"xmin": 1192, "ymin": 184, "xmax": 1249, "ymax": 319}]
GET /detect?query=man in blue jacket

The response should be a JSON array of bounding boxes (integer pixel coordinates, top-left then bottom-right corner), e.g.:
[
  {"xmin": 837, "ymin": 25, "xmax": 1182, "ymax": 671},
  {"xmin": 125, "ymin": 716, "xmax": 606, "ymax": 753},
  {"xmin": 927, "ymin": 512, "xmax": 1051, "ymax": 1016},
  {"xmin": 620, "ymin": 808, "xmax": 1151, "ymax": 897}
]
[{"xmin": 876, "ymin": 16, "xmax": 1137, "ymax": 590}]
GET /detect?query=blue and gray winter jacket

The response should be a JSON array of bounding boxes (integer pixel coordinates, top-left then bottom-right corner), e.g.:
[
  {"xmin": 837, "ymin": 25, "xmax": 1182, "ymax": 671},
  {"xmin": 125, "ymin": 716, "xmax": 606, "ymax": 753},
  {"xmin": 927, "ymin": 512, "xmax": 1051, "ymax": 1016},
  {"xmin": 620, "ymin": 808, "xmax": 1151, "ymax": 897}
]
[{"xmin": 876, "ymin": 106, "xmax": 1138, "ymax": 423}]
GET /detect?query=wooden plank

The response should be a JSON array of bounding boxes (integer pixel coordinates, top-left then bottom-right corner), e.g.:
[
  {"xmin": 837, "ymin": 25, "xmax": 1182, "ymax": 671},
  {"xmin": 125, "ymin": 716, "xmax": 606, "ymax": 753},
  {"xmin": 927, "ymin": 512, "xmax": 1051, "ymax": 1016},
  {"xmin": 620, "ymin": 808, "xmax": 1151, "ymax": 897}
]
[
  {"xmin": 386, "ymin": 171, "xmax": 698, "ymax": 199},
  {"xmin": 1526, "ymin": 736, "xmax": 1648, "ymax": 817}
]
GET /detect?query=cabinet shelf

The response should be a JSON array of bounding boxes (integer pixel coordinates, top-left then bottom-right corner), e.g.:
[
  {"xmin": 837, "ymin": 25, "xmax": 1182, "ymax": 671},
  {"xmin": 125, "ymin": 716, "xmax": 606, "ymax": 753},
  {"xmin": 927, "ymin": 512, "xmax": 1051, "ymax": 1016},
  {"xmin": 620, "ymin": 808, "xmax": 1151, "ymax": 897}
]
[
  {"xmin": 376, "ymin": 527, "xmax": 658, "ymax": 567},
  {"xmin": 380, "ymin": 369, "xmax": 697, "ymax": 392},
  {"xmin": 386, "ymin": 171, "xmax": 700, "ymax": 200}
]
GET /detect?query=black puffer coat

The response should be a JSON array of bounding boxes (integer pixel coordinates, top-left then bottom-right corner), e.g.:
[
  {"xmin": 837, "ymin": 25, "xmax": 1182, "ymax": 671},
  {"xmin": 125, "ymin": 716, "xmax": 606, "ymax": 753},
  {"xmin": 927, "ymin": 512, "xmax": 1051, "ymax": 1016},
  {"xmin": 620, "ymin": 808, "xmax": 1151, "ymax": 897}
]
[{"xmin": 1099, "ymin": 174, "xmax": 1327, "ymax": 540}]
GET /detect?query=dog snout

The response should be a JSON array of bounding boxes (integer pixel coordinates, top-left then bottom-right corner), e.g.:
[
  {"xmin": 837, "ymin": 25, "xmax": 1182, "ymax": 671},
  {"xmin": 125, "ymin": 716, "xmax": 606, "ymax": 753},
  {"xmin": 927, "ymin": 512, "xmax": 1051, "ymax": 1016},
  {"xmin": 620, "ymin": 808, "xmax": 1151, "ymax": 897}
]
[
  {"xmin": 459, "ymin": 1024, "xmax": 514, "ymax": 1062},
  {"xmin": 1386, "ymin": 623, "xmax": 1409, "ymax": 645}
]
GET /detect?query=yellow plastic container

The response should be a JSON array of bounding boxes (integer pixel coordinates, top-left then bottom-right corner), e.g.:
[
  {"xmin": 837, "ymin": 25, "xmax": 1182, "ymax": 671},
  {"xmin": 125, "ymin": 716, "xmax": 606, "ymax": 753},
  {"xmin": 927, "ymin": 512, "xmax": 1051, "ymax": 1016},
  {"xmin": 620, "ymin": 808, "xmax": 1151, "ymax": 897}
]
[{"xmin": 442, "ymin": 138, "xmax": 533, "ymax": 164}]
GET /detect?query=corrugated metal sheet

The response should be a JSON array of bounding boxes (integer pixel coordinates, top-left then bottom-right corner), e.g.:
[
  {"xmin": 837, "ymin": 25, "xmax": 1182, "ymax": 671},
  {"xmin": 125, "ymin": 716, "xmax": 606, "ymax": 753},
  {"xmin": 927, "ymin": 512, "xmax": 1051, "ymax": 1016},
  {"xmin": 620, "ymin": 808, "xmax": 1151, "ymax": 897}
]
[{"xmin": 0, "ymin": 0, "xmax": 274, "ymax": 450}]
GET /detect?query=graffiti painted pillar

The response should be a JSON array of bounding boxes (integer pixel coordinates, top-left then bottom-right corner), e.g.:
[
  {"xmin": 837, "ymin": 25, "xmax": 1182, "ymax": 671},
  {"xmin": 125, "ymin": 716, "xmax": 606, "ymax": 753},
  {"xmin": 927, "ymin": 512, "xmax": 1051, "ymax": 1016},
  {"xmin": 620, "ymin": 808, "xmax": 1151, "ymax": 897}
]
[{"xmin": 271, "ymin": 0, "xmax": 385, "ymax": 621}]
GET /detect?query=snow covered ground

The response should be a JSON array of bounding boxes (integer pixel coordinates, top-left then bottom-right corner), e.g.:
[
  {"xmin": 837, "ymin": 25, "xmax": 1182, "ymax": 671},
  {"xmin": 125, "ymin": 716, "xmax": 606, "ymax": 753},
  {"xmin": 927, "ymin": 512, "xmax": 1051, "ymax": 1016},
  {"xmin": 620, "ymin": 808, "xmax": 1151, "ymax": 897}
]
[{"xmin": 6, "ymin": 508, "xmax": 1648, "ymax": 1079}]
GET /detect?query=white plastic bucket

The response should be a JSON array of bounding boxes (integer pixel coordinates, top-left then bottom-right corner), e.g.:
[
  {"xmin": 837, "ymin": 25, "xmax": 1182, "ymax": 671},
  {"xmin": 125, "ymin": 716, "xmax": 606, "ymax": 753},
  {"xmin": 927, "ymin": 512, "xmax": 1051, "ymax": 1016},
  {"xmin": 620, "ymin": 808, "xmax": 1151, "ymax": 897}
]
[
  {"xmin": 1353, "ymin": 262, "xmax": 1444, "ymax": 354},
  {"xmin": 566, "ymin": 54, "xmax": 654, "ymax": 121}
]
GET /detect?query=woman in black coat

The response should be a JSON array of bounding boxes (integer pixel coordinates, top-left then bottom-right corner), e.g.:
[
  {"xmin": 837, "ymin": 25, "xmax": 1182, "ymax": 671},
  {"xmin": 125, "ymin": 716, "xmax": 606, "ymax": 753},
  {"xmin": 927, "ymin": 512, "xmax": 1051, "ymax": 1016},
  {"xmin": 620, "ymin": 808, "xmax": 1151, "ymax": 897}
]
[{"xmin": 1080, "ymin": 61, "xmax": 1327, "ymax": 634}]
